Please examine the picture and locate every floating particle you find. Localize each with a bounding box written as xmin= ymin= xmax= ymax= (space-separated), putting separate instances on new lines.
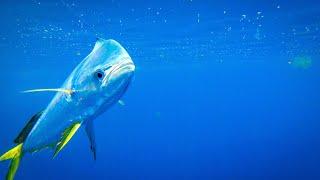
xmin=277 ymin=5 xmax=280 ymax=9
xmin=305 ymin=26 xmax=310 ymax=32
xmin=118 ymin=100 xmax=125 ymax=106
xmin=240 ymin=14 xmax=247 ymax=22
xmin=254 ymin=28 xmax=261 ymax=40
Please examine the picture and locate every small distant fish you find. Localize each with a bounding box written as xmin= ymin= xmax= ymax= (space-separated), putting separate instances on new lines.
xmin=289 ymin=56 xmax=312 ymax=69
xmin=0 ymin=38 xmax=135 ymax=180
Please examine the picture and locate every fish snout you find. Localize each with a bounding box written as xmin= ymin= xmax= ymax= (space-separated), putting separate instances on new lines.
xmin=102 ymin=58 xmax=135 ymax=86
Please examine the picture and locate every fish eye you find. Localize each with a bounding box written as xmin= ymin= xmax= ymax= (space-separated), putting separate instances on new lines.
xmin=95 ymin=69 xmax=105 ymax=80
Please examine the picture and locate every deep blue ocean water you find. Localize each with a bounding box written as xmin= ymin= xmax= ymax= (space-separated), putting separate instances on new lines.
xmin=0 ymin=0 xmax=320 ymax=179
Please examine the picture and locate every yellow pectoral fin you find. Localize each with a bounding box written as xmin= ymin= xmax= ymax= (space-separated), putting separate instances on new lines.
xmin=53 ymin=123 xmax=81 ymax=158
xmin=0 ymin=143 xmax=23 ymax=180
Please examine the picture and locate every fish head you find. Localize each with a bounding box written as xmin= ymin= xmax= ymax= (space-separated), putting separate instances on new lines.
xmin=69 ymin=38 xmax=135 ymax=112
xmin=92 ymin=39 xmax=135 ymax=96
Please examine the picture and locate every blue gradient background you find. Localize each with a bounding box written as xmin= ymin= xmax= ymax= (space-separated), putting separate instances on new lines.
xmin=0 ymin=0 xmax=320 ymax=179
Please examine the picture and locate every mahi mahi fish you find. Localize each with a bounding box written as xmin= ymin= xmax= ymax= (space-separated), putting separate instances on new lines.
xmin=0 ymin=38 xmax=135 ymax=180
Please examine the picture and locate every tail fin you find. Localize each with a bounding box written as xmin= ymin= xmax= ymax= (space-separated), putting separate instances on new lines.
xmin=0 ymin=144 xmax=23 ymax=180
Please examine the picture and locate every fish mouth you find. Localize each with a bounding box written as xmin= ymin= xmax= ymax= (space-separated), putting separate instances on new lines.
xmin=104 ymin=59 xmax=135 ymax=83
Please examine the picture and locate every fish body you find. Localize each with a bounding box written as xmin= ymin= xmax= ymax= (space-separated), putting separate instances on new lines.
xmin=24 ymin=38 xmax=134 ymax=152
xmin=0 ymin=38 xmax=135 ymax=179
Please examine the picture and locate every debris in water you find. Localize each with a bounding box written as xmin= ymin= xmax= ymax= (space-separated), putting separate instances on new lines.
xmin=197 ymin=13 xmax=200 ymax=23
xmin=118 ymin=100 xmax=125 ymax=106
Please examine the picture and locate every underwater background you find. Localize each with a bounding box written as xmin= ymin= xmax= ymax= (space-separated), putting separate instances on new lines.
xmin=0 ymin=0 xmax=320 ymax=179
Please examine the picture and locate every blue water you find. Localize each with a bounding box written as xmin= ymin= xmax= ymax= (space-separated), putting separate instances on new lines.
xmin=1 ymin=0 xmax=320 ymax=179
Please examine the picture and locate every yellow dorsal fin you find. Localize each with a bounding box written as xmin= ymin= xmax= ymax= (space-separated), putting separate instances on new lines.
xmin=53 ymin=122 xmax=81 ymax=158
xmin=0 ymin=143 xmax=23 ymax=180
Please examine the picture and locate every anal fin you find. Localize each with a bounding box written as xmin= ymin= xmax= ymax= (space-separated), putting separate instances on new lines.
xmin=53 ymin=122 xmax=81 ymax=158
xmin=85 ymin=120 xmax=97 ymax=160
